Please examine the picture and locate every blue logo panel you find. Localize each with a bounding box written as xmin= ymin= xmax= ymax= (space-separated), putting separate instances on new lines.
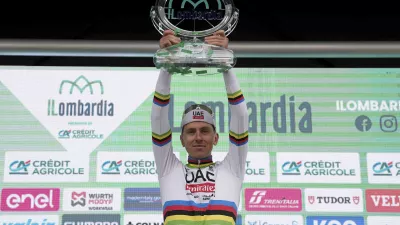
xmin=306 ymin=216 xmax=364 ymax=225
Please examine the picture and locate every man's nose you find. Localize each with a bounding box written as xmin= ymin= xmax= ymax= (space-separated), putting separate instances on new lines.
xmin=194 ymin=131 xmax=202 ymax=140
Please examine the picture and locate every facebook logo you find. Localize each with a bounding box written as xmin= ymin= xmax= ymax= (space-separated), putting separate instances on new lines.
xmin=355 ymin=115 xmax=372 ymax=132
xmin=306 ymin=216 xmax=364 ymax=225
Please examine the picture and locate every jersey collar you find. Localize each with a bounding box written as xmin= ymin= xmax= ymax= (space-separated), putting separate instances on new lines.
xmin=187 ymin=155 xmax=214 ymax=168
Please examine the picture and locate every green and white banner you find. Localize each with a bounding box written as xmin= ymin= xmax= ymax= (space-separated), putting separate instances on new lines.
xmin=0 ymin=66 xmax=399 ymax=225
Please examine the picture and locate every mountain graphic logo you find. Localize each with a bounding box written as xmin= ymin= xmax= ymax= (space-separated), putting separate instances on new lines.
xmin=59 ymin=75 xmax=104 ymax=95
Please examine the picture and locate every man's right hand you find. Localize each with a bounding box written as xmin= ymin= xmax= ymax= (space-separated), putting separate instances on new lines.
xmin=159 ymin=30 xmax=181 ymax=48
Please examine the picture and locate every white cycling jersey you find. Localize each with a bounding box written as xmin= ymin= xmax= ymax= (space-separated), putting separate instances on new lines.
xmin=151 ymin=69 xmax=249 ymax=225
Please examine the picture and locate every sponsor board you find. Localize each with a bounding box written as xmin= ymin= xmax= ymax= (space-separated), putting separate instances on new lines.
xmin=305 ymin=188 xmax=363 ymax=212
xmin=366 ymin=189 xmax=400 ymax=213
xmin=124 ymin=214 xmax=163 ymax=225
xmin=367 ymin=216 xmax=400 ymax=225
xmin=124 ymin=188 xmax=162 ymax=211
xmin=367 ymin=153 xmax=400 ymax=184
xmin=277 ymin=152 xmax=361 ymax=183
xmin=0 ymin=215 xmax=59 ymax=225
xmin=245 ymin=215 xmax=304 ymax=225
xmin=97 ymin=151 xmax=180 ymax=182
xmin=245 ymin=188 xmax=302 ymax=211
xmin=62 ymin=214 xmax=120 ymax=225
xmin=306 ymin=216 xmax=364 ymax=225
xmin=4 ymin=151 xmax=89 ymax=182
xmin=62 ymin=188 xmax=121 ymax=211
xmin=1 ymin=188 xmax=60 ymax=211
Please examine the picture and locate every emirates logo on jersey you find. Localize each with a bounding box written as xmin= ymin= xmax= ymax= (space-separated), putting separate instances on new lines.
xmin=186 ymin=183 xmax=215 ymax=193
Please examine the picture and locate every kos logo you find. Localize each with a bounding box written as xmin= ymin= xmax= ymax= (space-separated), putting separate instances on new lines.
xmin=1 ymin=188 xmax=60 ymax=211
xmin=306 ymin=216 xmax=364 ymax=225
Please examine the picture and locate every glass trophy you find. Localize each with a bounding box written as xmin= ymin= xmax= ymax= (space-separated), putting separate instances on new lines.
xmin=150 ymin=0 xmax=239 ymax=76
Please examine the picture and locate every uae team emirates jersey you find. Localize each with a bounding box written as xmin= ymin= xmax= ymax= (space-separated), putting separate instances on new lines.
xmin=151 ymin=69 xmax=249 ymax=225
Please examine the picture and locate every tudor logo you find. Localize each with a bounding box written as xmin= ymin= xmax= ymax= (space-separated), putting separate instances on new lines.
xmin=308 ymin=196 xmax=360 ymax=205
xmin=305 ymin=188 xmax=363 ymax=213
xmin=308 ymin=196 xmax=314 ymax=204
xmin=353 ymin=196 xmax=360 ymax=205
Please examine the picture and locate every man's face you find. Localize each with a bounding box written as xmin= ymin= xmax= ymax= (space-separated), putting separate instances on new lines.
xmin=180 ymin=121 xmax=219 ymax=159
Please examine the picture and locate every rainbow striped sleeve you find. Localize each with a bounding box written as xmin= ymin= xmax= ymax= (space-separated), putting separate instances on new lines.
xmin=163 ymin=200 xmax=237 ymax=225
xmin=227 ymin=89 xmax=244 ymax=105
xmin=153 ymin=91 xmax=170 ymax=107
xmin=229 ymin=130 xmax=249 ymax=147
xmin=152 ymin=129 xmax=172 ymax=147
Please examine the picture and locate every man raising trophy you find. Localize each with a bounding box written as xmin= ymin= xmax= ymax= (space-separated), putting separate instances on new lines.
xmin=151 ymin=29 xmax=249 ymax=225
xmin=150 ymin=1 xmax=247 ymax=224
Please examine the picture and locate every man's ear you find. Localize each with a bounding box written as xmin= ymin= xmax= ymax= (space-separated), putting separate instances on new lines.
xmin=213 ymin=133 xmax=219 ymax=146
xmin=180 ymin=134 xmax=185 ymax=147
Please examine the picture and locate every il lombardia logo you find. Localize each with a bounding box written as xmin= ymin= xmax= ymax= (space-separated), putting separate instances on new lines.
xmin=48 ymin=75 xmax=114 ymax=117
xmin=58 ymin=75 xmax=104 ymax=95
xmin=166 ymin=0 xmax=224 ymax=21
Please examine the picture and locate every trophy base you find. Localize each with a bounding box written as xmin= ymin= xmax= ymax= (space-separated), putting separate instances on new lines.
xmin=154 ymin=41 xmax=236 ymax=76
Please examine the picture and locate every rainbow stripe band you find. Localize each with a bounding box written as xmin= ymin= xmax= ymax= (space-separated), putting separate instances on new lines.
xmin=152 ymin=129 xmax=172 ymax=146
xmin=229 ymin=130 xmax=248 ymax=146
xmin=164 ymin=200 xmax=237 ymax=225
xmin=227 ymin=90 xmax=244 ymax=105
xmin=154 ymin=91 xmax=170 ymax=107
xmin=188 ymin=155 xmax=213 ymax=164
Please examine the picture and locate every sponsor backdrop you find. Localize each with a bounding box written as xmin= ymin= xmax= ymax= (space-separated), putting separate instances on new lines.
xmin=0 ymin=66 xmax=399 ymax=225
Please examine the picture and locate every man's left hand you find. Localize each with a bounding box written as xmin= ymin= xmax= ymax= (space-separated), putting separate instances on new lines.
xmin=205 ymin=30 xmax=229 ymax=48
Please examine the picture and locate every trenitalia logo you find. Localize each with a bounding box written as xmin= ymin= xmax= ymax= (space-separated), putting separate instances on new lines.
xmin=245 ymin=188 xmax=302 ymax=212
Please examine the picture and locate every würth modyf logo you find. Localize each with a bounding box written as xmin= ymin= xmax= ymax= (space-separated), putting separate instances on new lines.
xmin=71 ymin=192 xmax=86 ymax=206
xmin=48 ymin=75 xmax=114 ymax=117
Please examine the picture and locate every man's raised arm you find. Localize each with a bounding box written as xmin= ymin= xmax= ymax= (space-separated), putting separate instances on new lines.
xmin=151 ymin=69 xmax=180 ymax=178
xmin=151 ymin=30 xmax=182 ymax=178
xmin=222 ymin=69 xmax=249 ymax=180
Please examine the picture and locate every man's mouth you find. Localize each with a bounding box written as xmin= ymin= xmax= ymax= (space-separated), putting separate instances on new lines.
xmin=193 ymin=145 xmax=205 ymax=148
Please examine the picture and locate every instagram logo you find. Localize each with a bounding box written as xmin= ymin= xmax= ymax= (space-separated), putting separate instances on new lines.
xmin=380 ymin=115 xmax=398 ymax=132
